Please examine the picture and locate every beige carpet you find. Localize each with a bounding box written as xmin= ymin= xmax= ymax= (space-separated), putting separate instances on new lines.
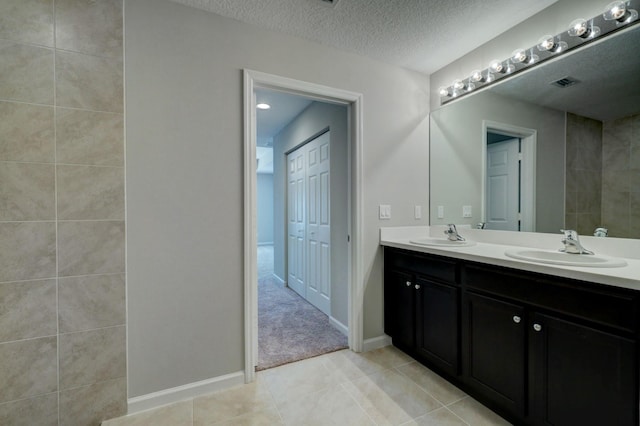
xmin=256 ymin=245 xmax=348 ymax=371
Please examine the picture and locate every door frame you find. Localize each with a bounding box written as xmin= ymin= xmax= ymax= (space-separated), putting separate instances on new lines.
xmin=243 ymin=69 xmax=364 ymax=383
xmin=481 ymin=120 xmax=537 ymax=232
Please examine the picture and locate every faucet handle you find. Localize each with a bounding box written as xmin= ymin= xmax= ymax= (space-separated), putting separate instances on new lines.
xmin=560 ymin=229 xmax=578 ymax=240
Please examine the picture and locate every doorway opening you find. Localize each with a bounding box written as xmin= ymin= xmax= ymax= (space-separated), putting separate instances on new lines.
xmin=482 ymin=121 xmax=537 ymax=233
xmin=255 ymin=90 xmax=348 ymax=371
xmin=244 ymin=70 xmax=364 ymax=383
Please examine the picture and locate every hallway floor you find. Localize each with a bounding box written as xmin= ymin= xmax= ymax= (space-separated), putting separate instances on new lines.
xmin=257 ymin=245 xmax=347 ymax=370
xmin=102 ymin=345 xmax=511 ymax=425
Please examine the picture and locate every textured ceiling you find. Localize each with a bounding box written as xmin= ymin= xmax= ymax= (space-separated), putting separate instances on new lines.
xmin=168 ymin=0 xmax=557 ymax=74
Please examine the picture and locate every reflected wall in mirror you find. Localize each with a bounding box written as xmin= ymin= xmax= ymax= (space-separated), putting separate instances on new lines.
xmin=430 ymin=24 xmax=640 ymax=238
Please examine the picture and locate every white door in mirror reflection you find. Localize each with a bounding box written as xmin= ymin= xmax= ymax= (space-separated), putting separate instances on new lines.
xmin=486 ymin=138 xmax=520 ymax=231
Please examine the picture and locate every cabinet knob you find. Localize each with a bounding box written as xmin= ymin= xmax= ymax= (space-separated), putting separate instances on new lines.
xmin=405 ymin=281 xmax=411 ymax=286
xmin=533 ymin=323 xmax=542 ymax=332
xmin=415 ymin=284 xmax=421 ymax=290
xmin=513 ymin=315 xmax=521 ymax=324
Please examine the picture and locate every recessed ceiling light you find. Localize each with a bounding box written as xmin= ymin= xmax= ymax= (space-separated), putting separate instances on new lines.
xmin=256 ymin=103 xmax=271 ymax=110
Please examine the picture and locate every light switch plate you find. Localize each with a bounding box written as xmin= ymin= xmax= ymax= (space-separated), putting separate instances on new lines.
xmin=463 ymin=205 xmax=472 ymax=218
xmin=379 ymin=204 xmax=391 ymax=220
xmin=414 ymin=205 xmax=422 ymax=220
xmin=437 ymin=206 xmax=444 ymax=219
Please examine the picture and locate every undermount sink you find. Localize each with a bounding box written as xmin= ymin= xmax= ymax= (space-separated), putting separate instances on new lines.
xmin=410 ymin=238 xmax=476 ymax=247
xmin=504 ymin=249 xmax=627 ymax=268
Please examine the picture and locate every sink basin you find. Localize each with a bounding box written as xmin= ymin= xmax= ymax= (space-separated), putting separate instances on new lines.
xmin=410 ymin=238 xmax=476 ymax=247
xmin=504 ymin=249 xmax=627 ymax=268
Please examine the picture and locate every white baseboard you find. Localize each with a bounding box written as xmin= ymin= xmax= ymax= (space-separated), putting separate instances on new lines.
xmin=271 ymin=273 xmax=285 ymax=285
xmin=329 ymin=316 xmax=349 ymax=336
xmin=127 ymin=371 xmax=244 ymax=415
xmin=363 ymin=334 xmax=391 ymax=352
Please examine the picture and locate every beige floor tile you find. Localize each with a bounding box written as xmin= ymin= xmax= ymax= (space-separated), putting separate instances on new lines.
xmin=446 ymin=397 xmax=512 ymax=426
xmin=320 ymin=346 xmax=411 ymax=380
xmin=278 ymin=384 xmax=374 ymax=426
xmin=343 ymin=368 xmax=443 ymax=425
xmin=207 ymin=406 xmax=283 ymax=426
xmin=395 ymin=362 xmax=466 ymax=405
xmin=408 ymin=407 xmax=469 ymax=425
xmin=101 ymin=400 xmax=192 ymax=426
xmin=193 ymin=377 xmax=275 ymax=426
xmin=261 ymin=356 xmax=349 ymax=405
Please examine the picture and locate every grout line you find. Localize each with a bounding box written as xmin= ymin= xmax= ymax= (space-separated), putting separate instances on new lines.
xmin=0 ymin=333 xmax=59 ymax=346
xmin=0 ymin=159 xmax=124 ymax=168
xmin=0 ymin=98 xmax=123 ymax=116
xmin=0 ymin=219 xmax=125 ymax=224
xmin=442 ymin=404 xmax=472 ymax=426
xmin=52 ymin=0 xmax=60 ymax=423
xmin=0 ymin=272 xmax=123 ymax=285
xmin=0 ymin=391 xmax=59 ymax=408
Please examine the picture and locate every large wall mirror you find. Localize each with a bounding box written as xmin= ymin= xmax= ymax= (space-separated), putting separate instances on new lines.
xmin=430 ymin=23 xmax=640 ymax=239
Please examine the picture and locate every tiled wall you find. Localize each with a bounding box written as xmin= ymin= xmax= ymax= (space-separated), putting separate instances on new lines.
xmin=602 ymin=114 xmax=640 ymax=238
xmin=565 ymin=113 xmax=603 ymax=235
xmin=0 ymin=1 xmax=126 ymax=424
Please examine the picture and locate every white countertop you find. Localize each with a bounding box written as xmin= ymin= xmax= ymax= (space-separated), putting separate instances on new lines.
xmin=380 ymin=226 xmax=640 ymax=291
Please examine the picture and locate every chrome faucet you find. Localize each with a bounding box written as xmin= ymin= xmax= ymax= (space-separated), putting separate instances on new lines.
xmin=559 ymin=229 xmax=593 ymax=255
xmin=444 ymin=224 xmax=465 ymax=241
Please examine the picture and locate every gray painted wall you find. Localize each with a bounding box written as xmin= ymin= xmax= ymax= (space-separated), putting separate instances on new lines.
xmin=257 ymin=173 xmax=274 ymax=245
xmin=126 ymin=0 xmax=429 ymax=397
xmin=273 ymin=102 xmax=349 ymax=327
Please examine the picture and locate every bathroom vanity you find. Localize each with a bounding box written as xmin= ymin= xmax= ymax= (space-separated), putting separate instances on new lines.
xmin=381 ymin=228 xmax=640 ymax=426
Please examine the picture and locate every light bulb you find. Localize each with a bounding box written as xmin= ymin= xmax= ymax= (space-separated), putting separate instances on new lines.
xmin=470 ymin=70 xmax=484 ymax=83
xmin=452 ymin=79 xmax=465 ymax=91
xmin=256 ymin=103 xmax=271 ymax=110
xmin=537 ymin=35 xmax=555 ymax=51
xmin=568 ymin=18 xmax=600 ymax=38
xmin=506 ymin=60 xmax=516 ymax=74
xmin=511 ymin=49 xmax=528 ymax=64
xmin=603 ymin=1 xmax=627 ymax=20
xmin=466 ymin=79 xmax=476 ymax=92
xmin=489 ymin=60 xmax=504 ymax=73
xmin=438 ymin=86 xmax=450 ymax=97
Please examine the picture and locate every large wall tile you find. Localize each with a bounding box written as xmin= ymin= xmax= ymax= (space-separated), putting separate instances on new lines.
xmin=59 ymin=326 xmax=126 ymax=390
xmin=55 ymin=0 xmax=123 ymax=58
xmin=59 ymin=274 xmax=125 ymax=333
xmin=0 ymin=392 xmax=58 ymax=426
xmin=57 ymin=165 xmax=124 ymax=220
xmin=55 ymin=50 xmax=123 ymax=112
xmin=0 ymin=0 xmax=54 ymax=46
xmin=0 ymin=162 xmax=55 ymax=221
xmin=0 ymin=279 xmax=56 ymax=341
xmin=0 ymin=41 xmax=53 ymax=104
xmin=57 ymin=221 xmax=125 ymax=276
xmin=59 ymin=378 xmax=126 ymax=426
xmin=56 ymin=108 xmax=123 ymax=166
xmin=0 ymin=101 xmax=54 ymax=162
xmin=0 ymin=337 xmax=57 ymax=403
xmin=0 ymin=222 xmax=56 ymax=282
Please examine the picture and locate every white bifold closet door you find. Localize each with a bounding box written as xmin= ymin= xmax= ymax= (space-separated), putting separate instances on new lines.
xmin=286 ymin=131 xmax=331 ymax=315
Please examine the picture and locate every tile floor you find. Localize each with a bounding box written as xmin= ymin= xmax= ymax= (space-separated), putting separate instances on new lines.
xmin=102 ymin=346 xmax=511 ymax=426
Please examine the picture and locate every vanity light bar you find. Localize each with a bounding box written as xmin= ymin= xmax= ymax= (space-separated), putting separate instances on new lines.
xmin=438 ymin=0 xmax=640 ymax=104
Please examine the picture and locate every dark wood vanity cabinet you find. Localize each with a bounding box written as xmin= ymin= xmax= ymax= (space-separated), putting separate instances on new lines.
xmin=384 ymin=249 xmax=459 ymax=376
xmin=384 ymin=247 xmax=639 ymax=426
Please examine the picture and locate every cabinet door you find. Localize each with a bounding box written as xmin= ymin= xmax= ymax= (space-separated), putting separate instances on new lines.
xmin=463 ymin=291 xmax=526 ymax=417
xmin=416 ymin=277 xmax=459 ymax=375
xmin=388 ymin=270 xmax=416 ymax=351
xmin=530 ymin=313 xmax=637 ymax=426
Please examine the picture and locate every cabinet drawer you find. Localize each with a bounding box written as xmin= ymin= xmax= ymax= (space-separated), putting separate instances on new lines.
xmin=463 ymin=263 xmax=638 ymax=333
xmin=385 ymin=248 xmax=457 ymax=284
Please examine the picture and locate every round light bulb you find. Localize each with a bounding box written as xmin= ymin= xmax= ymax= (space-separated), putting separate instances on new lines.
xmin=256 ymin=103 xmax=271 ymax=110
xmin=603 ymin=1 xmax=627 ymax=20
xmin=489 ymin=60 xmax=504 ymax=73
xmin=470 ymin=70 xmax=484 ymax=83
xmin=537 ymin=35 xmax=555 ymax=51
xmin=438 ymin=86 xmax=450 ymax=97
xmin=511 ymin=49 xmax=528 ymax=64
xmin=568 ymin=18 xmax=588 ymax=36
xmin=452 ymin=79 xmax=465 ymax=91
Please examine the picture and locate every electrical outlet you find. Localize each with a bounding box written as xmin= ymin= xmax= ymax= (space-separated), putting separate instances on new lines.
xmin=414 ymin=205 xmax=422 ymax=220
xmin=437 ymin=205 xmax=444 ymax=219
xmin=379 ymin=204 xmax=391 ymax=220
xmin=463 ymin=205 xmax=472 ymax=218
